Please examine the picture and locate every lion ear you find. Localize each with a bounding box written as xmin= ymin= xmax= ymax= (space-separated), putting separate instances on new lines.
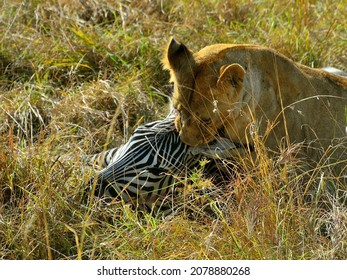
xmin=164 ymin=37 xmax=194 ymax=71
xmin=217 ymin=63 xmax=245 ymax=93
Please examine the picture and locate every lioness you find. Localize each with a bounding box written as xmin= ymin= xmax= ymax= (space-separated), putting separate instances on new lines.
xmin=163 ymin=38 xmax=347 ymax=172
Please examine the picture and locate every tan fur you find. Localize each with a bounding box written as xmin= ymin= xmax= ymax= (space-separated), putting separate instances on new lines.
xmin=163 ymin=38 xmax=347 ymax=171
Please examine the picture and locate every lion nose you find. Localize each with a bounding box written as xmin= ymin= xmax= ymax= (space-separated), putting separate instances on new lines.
xmin=179 ymin=131 xmax=199 ymax=147
xmin=178 ymin=130 xmax=187 ymax=143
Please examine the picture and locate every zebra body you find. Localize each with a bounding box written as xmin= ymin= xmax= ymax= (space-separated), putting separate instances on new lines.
xmin=88 ymin=115 xmax=236 ymax=212
xmin=87 ymin=147 xmax=119 ymax=169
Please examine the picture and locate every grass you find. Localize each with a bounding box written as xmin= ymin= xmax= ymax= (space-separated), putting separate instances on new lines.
xmin=0 ymin=0 xmax=346 ymax=260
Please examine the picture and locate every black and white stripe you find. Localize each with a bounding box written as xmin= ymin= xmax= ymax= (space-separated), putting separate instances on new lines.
xmin=87 ymin=115 xmax=236 ymax=213
xmin=87 ymin=147 xmax=119 ymax=169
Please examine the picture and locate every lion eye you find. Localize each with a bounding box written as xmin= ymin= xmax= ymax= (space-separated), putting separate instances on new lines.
xmin=201 ymin=118 xmax=212 ymax=125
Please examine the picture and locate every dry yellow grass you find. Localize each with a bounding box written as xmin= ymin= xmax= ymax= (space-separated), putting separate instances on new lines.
xmin=0 ymin=0 xmax=346 ymax=259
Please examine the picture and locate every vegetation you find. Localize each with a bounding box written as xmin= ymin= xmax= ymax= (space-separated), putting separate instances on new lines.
xmin=0 ymin=0 xmax=346 ymax=260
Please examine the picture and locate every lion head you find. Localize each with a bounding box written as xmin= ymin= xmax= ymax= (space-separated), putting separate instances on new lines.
xmin=163 ymin=38 xmax=245 ymax=147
